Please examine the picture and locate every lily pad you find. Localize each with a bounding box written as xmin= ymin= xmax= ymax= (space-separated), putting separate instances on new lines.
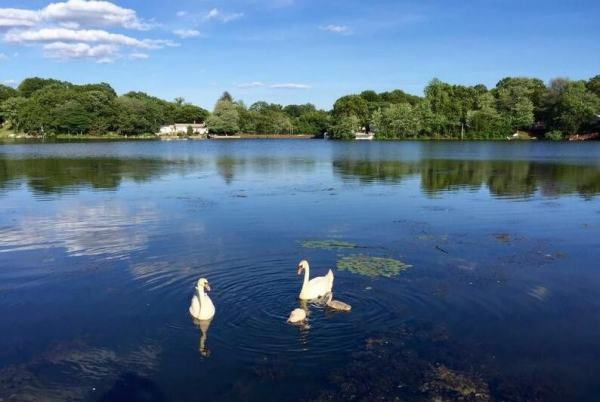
xmin=300 ymin=239 xmax=358 ymax=250
xmin=337 ymin=255 xmax=412 ymax=278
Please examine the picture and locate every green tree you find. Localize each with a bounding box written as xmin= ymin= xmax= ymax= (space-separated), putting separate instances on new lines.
xmin=0 ymin=97 xmax=28 ymax=131
xmin=587 ymin=75 xmax=600 ymax=97
xmin=207 ymin=98 xmax=240 ymax=134
xmin=55 ymin=100 xmax=91 ymax=134
xmin=18 ymin=77 xmax=66 ymax=97
xmin=219 ymin=91 xmax=233 ymax=102
xmin=546 ymin=79 xmax=600 ymax=134
xmin=333 ymin=95 xmax=369 ymax=127
xmin=173 ymin=104 xmax=209 ymax=123
xmin=0 ymin=84 xmax=18 ymax=103
xmin=495 ymin=81 xmax=535 ymax=131
xmin=372 ymin=103 xmax=421 ymax=138
xmin=330 ymin=115 xmax=360 ymax=140
xmin=495 ymin=77 xmax=547 ymax=119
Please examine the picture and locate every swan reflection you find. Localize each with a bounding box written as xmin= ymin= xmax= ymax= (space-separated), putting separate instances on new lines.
xmin=192 ymin=318 xmax=213 ymax=358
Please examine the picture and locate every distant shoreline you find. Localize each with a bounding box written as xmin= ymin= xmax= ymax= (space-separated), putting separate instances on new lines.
xmin=2 ymin=130 xmax=597 ymax=143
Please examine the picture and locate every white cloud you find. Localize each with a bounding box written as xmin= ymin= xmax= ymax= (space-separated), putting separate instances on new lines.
xmin=0 ymin=9 xmax=40 ymax=28
xmin=237 ymin=81 xmax=265 ymax=88
xmin=3 ymin=28 xmax=177 ymax=62
xmin=0 ymin=0 xmax=150 ymax=31
xmin=176 ymin=10 xmax=188 ymax=17
xmin=0 ymin=53 xmax=7 ymax=60
xmin=129 ymin=52 xmax=149 ymax=60
xmin=4 ymin=28 xmax=178 ymax=53
xmin=320 ymin=24 xmax=351 ymax=34
xmin=173 ymin=29 xmax=201 ymax=39
xmin=205 ymin=8 xmax=219 ymax=20
xmin=0 ymin=1 xmax=171 ymax=62
xmin=222 ymin=13 xmax=244 ymax=23
xmin=43 ymin=41 xmax=119 ymax=62
xmin=270 ymin=83 xmax=311 ymax=89
xmin=204 ymin=8 xmax=243 ymax=23
xmin=3 ymin=80 xmax=17 ymax=87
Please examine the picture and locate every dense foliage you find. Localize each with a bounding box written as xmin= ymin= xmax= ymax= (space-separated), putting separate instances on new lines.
xmin=1 ymin=75 xmax=599 ymax=139
xmin=0 ymin=78 xmax=208 ymax=135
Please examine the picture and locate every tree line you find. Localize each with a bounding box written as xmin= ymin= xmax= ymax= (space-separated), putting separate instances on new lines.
xmin=1 ymin=75 xmax=599 ymax=139
xmin=0 ymin=78 xmax=208 ymax=136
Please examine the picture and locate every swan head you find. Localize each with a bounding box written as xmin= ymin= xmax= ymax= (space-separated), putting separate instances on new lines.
xmin=297 ymin=260 xmax=309 ymax=275
xmin=196 ymin=278 xmax=211 ymax=292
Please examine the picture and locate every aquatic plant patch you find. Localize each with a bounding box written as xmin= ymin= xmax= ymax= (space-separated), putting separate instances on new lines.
xmin=300 ymin=239 xmax=358 ymax=250
xmin=336 ymin=255 xmax=412 ymax=278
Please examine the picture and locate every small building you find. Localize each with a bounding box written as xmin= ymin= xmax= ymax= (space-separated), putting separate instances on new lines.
xmin=354 ymin=126 xmax=374 ymax=140
xmin=158 ymin=123 xmax=207 ymax=136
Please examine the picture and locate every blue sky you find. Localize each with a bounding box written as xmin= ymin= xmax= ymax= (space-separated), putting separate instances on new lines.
xmin=0 ymin=0 xmax=599 ymax=109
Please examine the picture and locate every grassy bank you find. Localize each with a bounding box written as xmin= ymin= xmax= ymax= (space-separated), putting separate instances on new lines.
xmin=55 ymin=133 xmax=158 ymax=140
xmin=238 ymin=133 xmax=316 ymax=139
xmin=0 ymin=129 xmax=159 ymax=141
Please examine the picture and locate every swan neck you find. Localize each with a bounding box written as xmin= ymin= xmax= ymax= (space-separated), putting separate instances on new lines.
xmin=303 ymin=263 xmax=310 ymax=286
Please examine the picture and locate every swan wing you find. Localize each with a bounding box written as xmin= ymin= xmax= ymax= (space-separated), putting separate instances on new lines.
xmin=200 ymin=294 xmax=216 ymax=320
xmin=305 ymin=273 xmax=334 ymax=298
xmin=189 ymin=294 xmax=201 ymax=318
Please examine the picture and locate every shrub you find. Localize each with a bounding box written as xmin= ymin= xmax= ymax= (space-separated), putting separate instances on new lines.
xmin=544 ymin=130 xmax=563 ymax=141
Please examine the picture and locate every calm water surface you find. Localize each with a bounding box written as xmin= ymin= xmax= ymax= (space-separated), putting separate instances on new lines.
xmin=1 ymin=140 xmax=599 ymax=402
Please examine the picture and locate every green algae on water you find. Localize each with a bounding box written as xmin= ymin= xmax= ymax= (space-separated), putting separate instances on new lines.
xmin=337 ymin=255 xmax=412 ymax=278
xmin=300 ymin=239 xmax=358 ymax=250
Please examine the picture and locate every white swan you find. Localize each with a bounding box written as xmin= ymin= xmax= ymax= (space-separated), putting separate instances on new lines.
xmin=189 ymin=278 xmax=215 ymax=321
xmin=297 ymin=260 xmax=334 ymax=300
xmin=287 ymin=308 xmax=306 ymax=324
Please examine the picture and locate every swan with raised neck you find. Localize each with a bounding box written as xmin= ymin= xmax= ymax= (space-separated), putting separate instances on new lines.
xmin=189 ymin=278 xmax=215 ymax=321
xmin=297 ymin=260 xmax=334 ymax=300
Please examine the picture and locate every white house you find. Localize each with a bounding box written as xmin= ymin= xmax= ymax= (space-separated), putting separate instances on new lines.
xmin=158 ymin=123 xmax=208 ymax=136
xmin=354 ymin=126 xmax=374 ymax=140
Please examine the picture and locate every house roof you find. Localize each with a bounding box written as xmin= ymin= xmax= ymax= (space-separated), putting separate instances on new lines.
xmin=160 ymin=123 xmax=205 ymax=128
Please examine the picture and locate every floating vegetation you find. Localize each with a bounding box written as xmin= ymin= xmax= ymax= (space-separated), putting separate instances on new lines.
xmin=417 ymin=233 xmax=449 ymax=242
xmin=310 ymin=321 xmax=492 ymax=402
xmin=493 ymin=233 xmax=526 ymax=243
xmin=300 ymin=239 xmax=358 ymax=250
xmin=421 ymin=365 xmax=490 ymax=401
xmin=336 ymin=255 xmax=412 ymax=278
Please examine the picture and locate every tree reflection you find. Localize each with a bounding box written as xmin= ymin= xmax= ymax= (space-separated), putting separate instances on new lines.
xmin=0 ymin=157 xmax=199 ymax=195
xmin=333 ymin=158 xmax=600 ymax=199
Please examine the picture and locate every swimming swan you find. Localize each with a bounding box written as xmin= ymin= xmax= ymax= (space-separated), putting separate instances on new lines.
xmin=297 ymin=260 xmax=334 ymax=300
xmin=325 ymin=292 xmax=352 ymax=311
xmin=287 ymin=308 xmax=307 ymax=324
xmin=189 ymin=278 xmax=215 ymax=321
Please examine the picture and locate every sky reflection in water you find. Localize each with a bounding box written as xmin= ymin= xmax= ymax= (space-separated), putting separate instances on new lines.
xmin=0 ymin=140 xmax=599 ymax=402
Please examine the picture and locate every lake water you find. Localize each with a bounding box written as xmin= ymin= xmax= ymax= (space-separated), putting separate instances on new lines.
xmin=1 ymin=140 xmax=599 ymax=402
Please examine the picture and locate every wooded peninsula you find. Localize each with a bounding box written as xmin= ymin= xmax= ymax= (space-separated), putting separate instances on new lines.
xmin=1 ymin=75 xmax=599 ymax=140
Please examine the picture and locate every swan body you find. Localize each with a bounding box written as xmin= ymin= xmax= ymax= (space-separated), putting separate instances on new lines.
xmin=189 ymin=278 xmax=215 ymax=321
xmin=297 ymin=260 xmax=334 ymax=300
xmin=326 ymin=292 xmax=351 ymax=311
xmin=287 ymin=308 xmax=306 ymax=324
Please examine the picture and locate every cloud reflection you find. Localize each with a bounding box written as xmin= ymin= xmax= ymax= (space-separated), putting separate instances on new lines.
xmin=0 ymin=203 xmax=159 ymax=259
